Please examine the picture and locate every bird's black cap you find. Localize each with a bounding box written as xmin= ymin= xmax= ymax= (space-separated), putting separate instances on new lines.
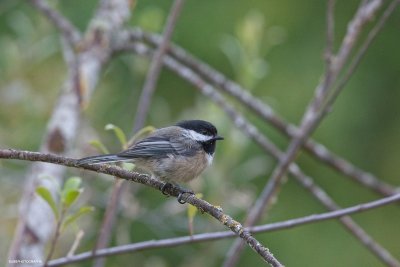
xmin=176 ymin=120 xmax=219 ymax=137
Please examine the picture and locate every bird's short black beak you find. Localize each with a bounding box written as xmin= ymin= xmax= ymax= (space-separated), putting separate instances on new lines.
xmin=212 ymin=135 xmax=224 ymax=141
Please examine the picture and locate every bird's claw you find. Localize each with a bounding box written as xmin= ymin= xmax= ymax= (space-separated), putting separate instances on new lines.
xmin=161 ymin=182 xmax=172 ymax=196
xmin=177 ymin=189 xmax=194 ymax=204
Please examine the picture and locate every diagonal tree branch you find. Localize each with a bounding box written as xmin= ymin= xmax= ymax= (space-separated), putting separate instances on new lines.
xmin=132 ymin=0 xmax=185 ymax=133
xmin=0 ymin=149 xmax=283 ymax=267
xmin=323 ymin=0 xmax=400 ymax=119
xmin=29 ymin=0 xmax=81 ymax=47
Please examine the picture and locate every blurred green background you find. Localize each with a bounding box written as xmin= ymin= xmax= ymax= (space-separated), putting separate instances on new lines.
xmin=1 ymin=0 xmax=400 ymax=266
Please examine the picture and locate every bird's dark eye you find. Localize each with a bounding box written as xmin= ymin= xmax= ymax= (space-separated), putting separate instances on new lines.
xmin=201 ymin=140 xmax=216 ymax=154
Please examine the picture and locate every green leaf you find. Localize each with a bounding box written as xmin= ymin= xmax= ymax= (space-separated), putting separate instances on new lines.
xmin=63 ymin=189 xmax=82 ymax=208
xmin=105 ymin=124 xmax=127 ymax=148
xmin=37 ymin=174 xmax=59 ymax=190
xmin=64 ymin=177 xmax=82 ymax=191
xmin=36 ymin=186 xmax=59 ymax=219
xmin=89 ymin=140 xmax=109 ymax=154
xmin=61 ymin=206 xmax=95 ymax=231
xmin=62 ymin=177 xmax=83 ymax=207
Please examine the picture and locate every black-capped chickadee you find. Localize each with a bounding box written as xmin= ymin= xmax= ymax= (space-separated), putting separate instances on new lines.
xmin=77 ymin=120 xmax=223 ymax=201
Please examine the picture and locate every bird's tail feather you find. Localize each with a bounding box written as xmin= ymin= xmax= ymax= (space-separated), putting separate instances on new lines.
xmin=77 ymin=154 xmax=130 ymax=166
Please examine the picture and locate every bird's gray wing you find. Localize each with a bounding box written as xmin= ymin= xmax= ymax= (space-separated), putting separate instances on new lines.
xmin=117 ymin=136 xmax=191 ymax=158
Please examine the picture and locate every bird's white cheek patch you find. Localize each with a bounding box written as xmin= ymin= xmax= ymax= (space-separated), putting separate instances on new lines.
xmin=186 ymin=130 xmax=213 ymax=142
xmin=206 ymin=154 xmax=214 ymax=166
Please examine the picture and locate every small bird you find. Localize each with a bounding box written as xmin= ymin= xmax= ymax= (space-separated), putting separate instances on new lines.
xmin=77 ymin=120 xmax=223 ymax=202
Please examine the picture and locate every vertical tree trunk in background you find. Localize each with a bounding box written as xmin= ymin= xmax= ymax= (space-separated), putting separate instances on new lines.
xmin=8 ymin=1 xmax=132 ymax=265
xmin=8 ymin=73 xmax=80 ymax=266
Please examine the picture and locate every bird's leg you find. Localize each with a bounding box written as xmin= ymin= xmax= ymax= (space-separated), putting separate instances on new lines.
xmin=160 ymin=182 xmax=194 ymax=203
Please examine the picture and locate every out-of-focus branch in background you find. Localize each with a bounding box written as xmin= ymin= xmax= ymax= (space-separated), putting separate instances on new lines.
xmin=92 ymin=1 xmax=185 ymax=267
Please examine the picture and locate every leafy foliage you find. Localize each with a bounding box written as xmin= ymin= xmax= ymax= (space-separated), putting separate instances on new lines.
xmin=36 ymin=177 xmax=94 ymax=232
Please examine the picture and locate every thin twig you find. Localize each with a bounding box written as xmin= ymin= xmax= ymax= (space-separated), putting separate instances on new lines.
xmin=132 ymin=0 xmax=185 ymax=133
xmin=325 ymin=0 xmax=400 ymax=117
xmin=44 ymin=208 xmax=67 ymax=267
xmin=67 ymin=230 xmax=84 ymax=257
xmin=29 ymin=0 xmax=81 ymax=47
xmin=332 ymin=0 xmax=382 ymax=78
xmin=291 ymin=1 xmax=399 ymax=163
xmin=91 ymin=179 xmax=124 ymax=267
xmin=0 ymin=149 xmax=283 ymax=267
xmin=92 ymin=3 xmax=186 ymax=267
xmin=78 ymin=3 xmax=134 ymax=265
xmin=44 ymin=192 xmax=400 ymax=266
xmin=325 ymin=0 xmax=336 ymax=66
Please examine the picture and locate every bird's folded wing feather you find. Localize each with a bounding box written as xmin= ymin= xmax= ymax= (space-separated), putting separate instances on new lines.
xmin=117 ymin=136 xmax=190 ymax=158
